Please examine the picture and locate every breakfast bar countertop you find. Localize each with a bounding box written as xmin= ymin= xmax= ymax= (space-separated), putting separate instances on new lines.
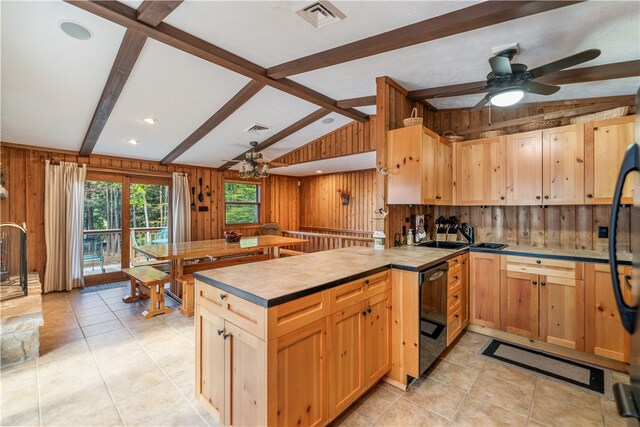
xmin=194 ymin=245 xmax=463 ymax=307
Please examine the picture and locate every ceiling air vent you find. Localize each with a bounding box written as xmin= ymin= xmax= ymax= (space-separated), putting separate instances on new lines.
xmin=296 ymin=1 xmax=346 ymax=29
xmin=243 ymin=123 xmax=272 ymax=135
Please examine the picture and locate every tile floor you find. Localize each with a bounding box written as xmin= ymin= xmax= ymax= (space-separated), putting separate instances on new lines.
xmin=0 ymin=284 xmax=630 ymax=427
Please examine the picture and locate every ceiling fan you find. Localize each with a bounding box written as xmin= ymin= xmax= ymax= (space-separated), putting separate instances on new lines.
xmin=223 ymin=141 xmax=288 ymax=179
xmin=447 ymin=48 xmax=601 ymax=110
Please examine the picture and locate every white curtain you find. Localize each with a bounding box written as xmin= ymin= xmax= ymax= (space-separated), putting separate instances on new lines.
xmin=44 ymin=161 xmax=86 ymax=292
xmin=172 ymin=172 xmax=191 ymax=243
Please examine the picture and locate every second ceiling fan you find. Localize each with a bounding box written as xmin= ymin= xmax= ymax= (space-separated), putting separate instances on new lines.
xmin=446 ymin=48 xmax=601 ymax=109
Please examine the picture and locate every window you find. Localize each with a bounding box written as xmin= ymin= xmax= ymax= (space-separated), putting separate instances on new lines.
xmin=224 ymin=181 xmax=260 ymax=225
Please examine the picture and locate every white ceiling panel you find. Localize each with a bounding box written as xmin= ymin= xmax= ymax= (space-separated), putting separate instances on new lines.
xmin=290 ymin=1 xmax=640 ymax=104
xmin=270 ymin=152 xmax=376 ymax=177
xmin=259 ymin=112 xmax=355 ymax=162
xmin=174 ymin=86 xmax=320 ymax=168
xmin=0 ymin=1 xmax=126 ymax=150
xmin=93 ymin=39 xmax=250 ymax=161
xmin=163 ymin=1 xmax=475 ymax=68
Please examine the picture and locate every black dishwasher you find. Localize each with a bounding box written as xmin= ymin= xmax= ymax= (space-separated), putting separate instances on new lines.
xmin=418 ymin=262 xmax=449 ymax=375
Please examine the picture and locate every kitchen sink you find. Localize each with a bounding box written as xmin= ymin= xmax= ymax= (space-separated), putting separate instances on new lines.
xmin=416 ymin=241 xmax=469 ymax=249
xmin=473 ymin=242 xmax=508 ymax=250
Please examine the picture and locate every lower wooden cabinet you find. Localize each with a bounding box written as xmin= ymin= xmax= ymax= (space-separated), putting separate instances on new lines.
xmin=328 ymin=289 xmax=392 ymax=419
xmin=268 ymin=318 xmax=328 ymax=427
xmin=585 ymin=263 xmax=632 ymax=363
xmin=470 ymin=252 xmax=501 ymax=329
xmin=500 ymin=257 xmax=585 ymax=351
xmin=196 ymin=305 xmax=267 ymax=426
xmin=460 ymin=254 xmax=470 ymax=326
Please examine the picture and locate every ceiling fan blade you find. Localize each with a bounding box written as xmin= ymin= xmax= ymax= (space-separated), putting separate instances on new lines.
xmin=220 ymin=159 xmax=242 ymax=163
xmin=489 ymin=55 xmax=513 ymax=76
xmin=524 ymin=80 xmax=561 ymax=95
xmin=471 ymin=93 xmax=491 ymax=111
xmin=528 ymin=49 xmax=601 ymax=79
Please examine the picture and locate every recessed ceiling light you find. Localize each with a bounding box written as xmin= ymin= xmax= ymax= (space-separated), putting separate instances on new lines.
xmin=143 ymin=117 xmax=158 ymax=125
xmin=316 ymin=170 xmax=323 ymax=173
xmin=321 ymin=118 xmax=335 ymax=124
xmin=128 ymin=139 xmax=138 ymax=145
xmin=60 ymin=21 xmax=92 ymax=40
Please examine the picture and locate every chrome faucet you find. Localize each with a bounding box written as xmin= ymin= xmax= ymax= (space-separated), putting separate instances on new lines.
xmin=460 ymin=223 xmax=475 ymax=245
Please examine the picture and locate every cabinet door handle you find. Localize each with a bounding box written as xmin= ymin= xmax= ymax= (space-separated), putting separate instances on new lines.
xmin=217 ymin=329 xmax=224 ymax=336
xmin=364 ymin=279 xmax=370 ymax=285
xmin=625 ymin=275 xmax=633 ymax=291
xmin=222 ymin=333 xmax=230 ymax=340
xmin=454 ymin=294 xmax=459 ymax=299
xmin=454 ymin=275 xmax=459 ymax=281
xmin=362 ymin=311 xmax=367 ymax=317
xmin=544 ymin=195 xmax=549 ymax=200
xmin=540 ymin=281 xmax=546 ymax=287
xmin=500 ymin=196 xmax=505 ymax=200
xmin=536 ymin=260 xmax=542 ymax=264
xmin=532 ymin=280 xmax=538 ymax=286
xmin=587 ymin=193 xmax=593 ymax=199
xmin=367 ymin=307 xmax=372 ymax=313
xmin=536 ymin=195 xmax=541 ymax=200
xmin=219 ymin=293 xmax=226 ymax=300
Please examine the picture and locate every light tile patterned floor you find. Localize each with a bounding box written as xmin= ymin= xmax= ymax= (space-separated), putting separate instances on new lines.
xmin=0 ymin=285 xmax=631 ymax=427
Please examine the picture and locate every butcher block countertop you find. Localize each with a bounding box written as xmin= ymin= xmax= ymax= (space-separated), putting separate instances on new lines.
xmin=194 ymin=245 xmax=463 ymax=307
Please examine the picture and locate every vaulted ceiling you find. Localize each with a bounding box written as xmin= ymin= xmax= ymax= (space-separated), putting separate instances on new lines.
xmin=1 ymin=1 xmax=639 ymax=171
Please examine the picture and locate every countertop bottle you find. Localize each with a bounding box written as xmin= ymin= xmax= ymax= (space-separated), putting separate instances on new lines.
xmin=407 ymin=229 xmax=414 ymax=245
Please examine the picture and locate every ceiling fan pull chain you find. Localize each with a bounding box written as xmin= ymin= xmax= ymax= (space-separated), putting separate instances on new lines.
xmin=488 ymin=103 xmax=492 ymax=126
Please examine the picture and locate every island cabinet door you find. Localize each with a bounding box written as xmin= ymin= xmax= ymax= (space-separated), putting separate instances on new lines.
xmin=364 ymin=289 xmax=392 ymax=389
xmin=196 ymin=305 xmax=226 ymax=424
xmin=328 ymin=301 xmax=366 ymax=420
xmin=585 ymin=263 xmax=631 ymax=362
xmin=267 ymin=318 xmax=328 ymax=427
xmin=224 ymin=321 xmax=267 ymax=427
xmin=469 ymin=252 xmax=501 ymax=329
xmin=500 ymin=271 xmax=539 ymax=339
xmin=538 ymin=276 xmax=585 ymax=351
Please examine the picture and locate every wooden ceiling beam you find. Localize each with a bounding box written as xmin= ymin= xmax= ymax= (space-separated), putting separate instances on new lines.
xmin=160 ymin=80 xmax=265 ymax=165
xmin=78 ymin=0 xmax=182 ymax=156
xmin=336 ymin=96 xmax=376 ymax=109
xmin=137 ymin=0 xmax=183 ymax=26
xmin=66 ymin=0 xmax=368 ymax=123
xmin=266 ymin=1 xmax=580 ymax=79
xmin=217 ymin=108 xmax=331 ymax=171
xmin=408 ymin=60 xmax=640 ymax=101
xmin=79 ymin=30 xmax=147 ymax=156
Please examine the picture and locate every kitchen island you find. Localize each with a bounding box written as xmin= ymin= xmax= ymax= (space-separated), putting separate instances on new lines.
xmin=193 ymin=245 xmax=463 ymax=426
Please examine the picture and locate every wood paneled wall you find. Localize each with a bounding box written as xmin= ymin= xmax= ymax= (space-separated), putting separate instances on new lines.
xmin=387 ymin=205 xmax=631 ymax=252
xmin=299 ymin=170 xmax=377 ymax=232
xmin=273 ymin=118 xmax=377 ymax=166
xmin=0 ymin=143 xmax=299 ymax=281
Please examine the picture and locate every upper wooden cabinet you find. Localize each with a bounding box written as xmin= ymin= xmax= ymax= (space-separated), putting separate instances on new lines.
xmin=584 ymin=116 xmax=636 ymax=204
xmin=387 ymin=125 xmax=452 ymax=205
xmin=506 ymin=125 xmax=584 ymax=205
xmin=455 ymin=136 xmax=507 ymax=205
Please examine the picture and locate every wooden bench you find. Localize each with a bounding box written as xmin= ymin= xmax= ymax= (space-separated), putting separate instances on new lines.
xmin=122 ymin=267 xmax=173 ymax=319
xmin=176 ymin=274 xmax=194 ymax=317
xmin=130 ymin=259 xmax=170 ymax=270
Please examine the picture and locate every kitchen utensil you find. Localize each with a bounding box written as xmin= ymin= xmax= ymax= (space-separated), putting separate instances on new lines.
xmin=191 ymin=187 xmax=196 ymax=207
xmin=198 ymin=178 xmax=204 ymax=202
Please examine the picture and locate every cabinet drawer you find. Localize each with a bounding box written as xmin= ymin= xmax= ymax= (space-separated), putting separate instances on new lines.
xmin=501 ymin=255 xmax=583 ymax=279
xmin=268 ymin=291 xmax=329 ymax=340
xmin=448 ymin=256 xmax=462 ymax=269
xmin=196 ymin=281 xmax=266 ymax=340
xmin=447 ymin=307 xmax=463 ymax=344
xmin=447 ymin=289 xmax=462 ymax=316
xmin=448 ymin=269 xmax=462 ymax=294
xmin=329 ymin=270 xmax=390 ymax=313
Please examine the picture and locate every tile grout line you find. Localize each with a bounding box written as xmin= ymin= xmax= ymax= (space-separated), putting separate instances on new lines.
xmin=100 ymin=289 xmax=209 ymax=426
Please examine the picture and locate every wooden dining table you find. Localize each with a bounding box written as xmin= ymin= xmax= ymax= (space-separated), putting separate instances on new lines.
xmin=132 ymin=235 xmax=308 ymax=313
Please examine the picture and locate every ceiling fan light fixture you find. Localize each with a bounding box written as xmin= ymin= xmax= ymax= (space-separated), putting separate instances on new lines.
xmin=489 ymin=88 xmax=526 ymax=107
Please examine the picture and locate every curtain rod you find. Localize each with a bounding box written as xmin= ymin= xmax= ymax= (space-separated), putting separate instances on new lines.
xmin=43 ymin=159 xmax=173 ymax=178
